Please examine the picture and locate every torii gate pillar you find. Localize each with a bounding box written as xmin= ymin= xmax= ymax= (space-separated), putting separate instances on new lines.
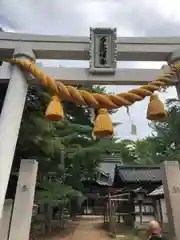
xmin=0 ymin=46 xmax=36 ymax=219
xmin=161 ymin=161 xmax=180 ymax=240
xmin=168 ymin=49 xmax=180 ymax=99
xmin=160 ymin=50 xmax=180 ymax=240
xmin=8 ymin=159 xmax=38 ymax=240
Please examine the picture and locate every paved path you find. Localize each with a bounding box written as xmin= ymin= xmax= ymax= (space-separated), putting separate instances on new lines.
xmin=37 ymin=217 xmax=110 ymax=240
xmin=70 ymin=218 xmax=110 ymax=240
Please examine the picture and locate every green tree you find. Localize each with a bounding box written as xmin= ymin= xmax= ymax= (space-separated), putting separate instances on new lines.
xmin=133 ymin=138 xmax=157 ymax=165
xmin=148 ymin=98 xmax=180 ymax=162
xmin=130 ymin=98 xmax=180 ymax=165
xmin=111 ymin=140 xmax=137 ymax=164
xmin=13 ymin=83 xmax=119 ymax=197
xmin=11 ymin=83 xmax=121 ymax=230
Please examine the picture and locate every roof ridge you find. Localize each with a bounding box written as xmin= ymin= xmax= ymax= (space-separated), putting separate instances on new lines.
xmin=116 ymin=165 xmax=160 ymax=169
xmin=116 ymin=166 xmax=162 ymax=183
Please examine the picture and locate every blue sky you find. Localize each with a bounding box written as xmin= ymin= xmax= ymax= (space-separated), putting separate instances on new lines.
xmin=0 ymin=0 xmax=179 ymax=140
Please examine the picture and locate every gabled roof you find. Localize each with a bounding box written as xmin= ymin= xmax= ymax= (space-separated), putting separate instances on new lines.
xmin=115 ymin=165 xmax=162 ymax=183
xmin=92 ymin=157 xmax=122 ymax=187
xmin=96 ymin=179 xmax=112 ymax=186
xmin=99 ymin=156 xmax=122 ymax=181
xmin=149 ymin=185 xmax=164 ymax=196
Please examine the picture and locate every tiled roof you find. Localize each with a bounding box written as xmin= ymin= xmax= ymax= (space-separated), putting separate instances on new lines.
xmin=116 ymin=165 xmax=162 ymax=182
xmin=99 ymin=156 xmax=122 ymax=181
xmin=97 ymin=169 xmax=114 ymax=186
xmin=100 ymin=162 xmax=116 ymax=180
xmin=149 ymin=185 xmax=164 ymax=196
xmin=96 ymin=179 xmax=112 ymax=186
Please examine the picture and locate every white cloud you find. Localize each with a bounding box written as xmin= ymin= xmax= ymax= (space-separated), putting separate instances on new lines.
xmin=0 ymin=0 xmax=180 ymax=140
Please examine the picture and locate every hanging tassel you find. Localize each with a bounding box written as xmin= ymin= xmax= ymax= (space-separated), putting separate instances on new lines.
xmin=147 ymin=94 xmax=167 ymax=121
xmin=90 ymin=108 xmax=97 ymax=140
xmin=90 ymin=108 xmax=96 ymax=123
xmin=45 ymin=95 xmax=64 ymax=121
xmin=126 ymin=107 xmax=137 ymax=136
xmin=93 ymin=108 xmax=114 ymax=138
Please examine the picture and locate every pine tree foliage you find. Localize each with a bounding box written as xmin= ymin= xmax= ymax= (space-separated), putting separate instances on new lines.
xmin=126 ymin=98 xmax=180 ymax=165
xmin=13 ymin=84 xmax=119 ymax=204
xmin=148 ymin=98 xmax=180 ymax=162
xmin=36 ymin=180 xmax=86 ymax=206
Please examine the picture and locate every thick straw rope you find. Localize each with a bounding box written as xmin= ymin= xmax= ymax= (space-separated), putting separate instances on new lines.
xmin=7 ymin=59 xmax=180 ymax=110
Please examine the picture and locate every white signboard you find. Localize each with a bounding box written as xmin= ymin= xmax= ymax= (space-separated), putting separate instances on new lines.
xmin=89 ymin=27 xmax=117 ymax=74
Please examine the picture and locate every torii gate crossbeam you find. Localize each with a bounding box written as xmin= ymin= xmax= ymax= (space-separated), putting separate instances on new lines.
xmin=1 ymin=32 xmax=180 ymax=61
xmin=0 ymin=62 xmax=172 ymax=85
xmin=0 ymin=28 xmax=180 ymax=240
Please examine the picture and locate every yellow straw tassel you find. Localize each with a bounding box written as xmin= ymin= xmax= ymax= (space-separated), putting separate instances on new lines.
xmin=147 ymin=94 xmax=167 ymax=121
xmin=93 ymin=108 xmax=114 ymax=138
xmin=45 ymin=95 xmax=64 ymax=121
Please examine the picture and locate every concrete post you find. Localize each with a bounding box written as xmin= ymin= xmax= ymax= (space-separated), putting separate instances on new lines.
xmin=0 ymin=47 xmax=35 ymax=219
xmin=0 ymin=199 xmax=13 ymax=240
xmin=164 ymin=51 xmax=180 ymax=239
xmin=161 ymin=161 xmax=180 ymax=240
xmin=8 ymin=159 xmax=38 ymax=240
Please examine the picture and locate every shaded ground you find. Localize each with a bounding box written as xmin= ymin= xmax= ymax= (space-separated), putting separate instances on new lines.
xmin=36 ymin=217 xmax=108 ymax=240
xmin=36 ymin=216 xmax=145 ymax=240
xmin=70 ymin=217 xmax=111 ymax=240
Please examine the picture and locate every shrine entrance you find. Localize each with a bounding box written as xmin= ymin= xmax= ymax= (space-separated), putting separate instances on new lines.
xmin=1 ymin=28 xmax=180 ymax=239
xmin=104 ymin=192 xmax=134 ymax=236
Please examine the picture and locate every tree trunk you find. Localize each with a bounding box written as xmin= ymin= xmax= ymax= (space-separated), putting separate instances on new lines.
xmin=44 ymin=204 xmax=52 ymax=233
xmin=58 ymin=204 xmax=64 ymax=228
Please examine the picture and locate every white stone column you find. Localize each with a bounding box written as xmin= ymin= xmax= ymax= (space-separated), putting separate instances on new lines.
xmin=161 ymin=161 xmax=180 ymax=240
xmin=161 ymin=51 xmax=180 ymax=240
xmin=0 ymin=47 xmax=35 ymax=219
xmin=8 ymin=159 xmax=38 ymax=240
xmin=0 ymin=199 xmax=13 ymax=240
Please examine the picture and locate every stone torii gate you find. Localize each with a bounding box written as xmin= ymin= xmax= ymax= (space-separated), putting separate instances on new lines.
xmin=0 ymin=28 xmax=180 ymax=239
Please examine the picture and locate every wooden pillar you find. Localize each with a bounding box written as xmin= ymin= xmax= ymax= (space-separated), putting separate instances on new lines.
xmin=158 ymin=198 xmax=163 ymax=223
xmin=108 ymin=192 xmax=112 ymax=232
